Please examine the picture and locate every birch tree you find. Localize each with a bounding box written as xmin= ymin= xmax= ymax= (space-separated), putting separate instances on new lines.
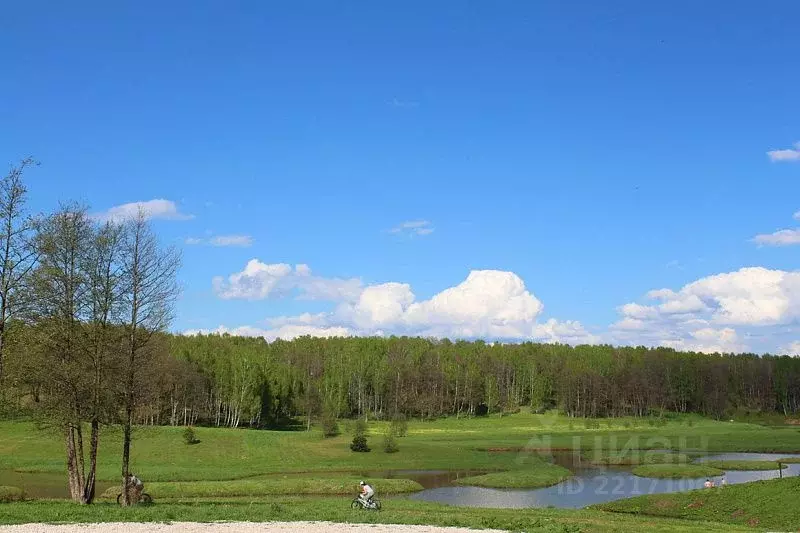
xmin=31 ymin=205 xmax=95 ymax=503
xmin=119 ymin=209 xmax=179 ymax=505
xmin=0 ymin=158 xmax=39 ymax=389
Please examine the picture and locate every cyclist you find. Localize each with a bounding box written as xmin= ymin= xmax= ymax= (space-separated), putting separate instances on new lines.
xmin=127 ymin=473 xmax=144 ymax=502
xmin=358 ymin=481 xmax=375 ymax=505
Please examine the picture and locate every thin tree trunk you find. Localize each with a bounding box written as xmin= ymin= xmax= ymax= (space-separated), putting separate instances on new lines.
xmin=83 ymin=418 xmax=100 ymax=503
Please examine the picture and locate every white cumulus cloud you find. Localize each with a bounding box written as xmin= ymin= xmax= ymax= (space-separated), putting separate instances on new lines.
xmin=767 ymin=142 xmax=800 ymax=162
xmin=662 ymin=327 xmax=747 ymax=354
xmin=781 ymin=341 xmax=800 ymax=357
xmin=186 ymin=324 xmax=351 ymax=342
xmin=212 ymin=260 xmax=362 ymax=302
xmin=205 ymin=264 xmax=595 ymax=344
xmin=93 ymin=199 xmax=193 ymax=223
xmin=403 ymin=270 xmax=545 ymax=338
xmin=612 ymin=267 xmax=800 ymax=353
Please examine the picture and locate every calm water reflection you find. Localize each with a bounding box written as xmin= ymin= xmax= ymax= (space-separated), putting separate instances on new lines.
xmin=408 ymin=452 xmax=800 ymax=509
xmin=0 ymin=469 xmax=113 ymax=500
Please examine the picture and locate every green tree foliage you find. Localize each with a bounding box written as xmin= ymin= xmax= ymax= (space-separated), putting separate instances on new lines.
xmin=9 ymin=333 xmax=800 ymax=432
xmin=350 ymin=419 xmax=370 ymax=452
xmin=182 ymin=426 xmax=198 ymax=445
xmin=390 ymin=414 xmax=408 ymax=437
xmin=320 ymin=413 xmax=339 ymax=438
xmin=383 ymin=428 xmax=399 ymax=453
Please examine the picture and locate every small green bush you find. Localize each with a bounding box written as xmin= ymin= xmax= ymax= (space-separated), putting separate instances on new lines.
xmin=321 ymin=415 xmax=340 ymax=438
xmin=350 ymin=434 xmax=370 ymax=452
xmin=383 ymin=430 xmax=399 ymax=453
xmin=390 ymin=414 xmax=408 ymax=437
xmin=182 ymin=426 xmax=199 ymax=445
xmin=0 ymin=486 xmax=24 ymax=503
xmin=350 ymin=419 xmax=370 ymax=452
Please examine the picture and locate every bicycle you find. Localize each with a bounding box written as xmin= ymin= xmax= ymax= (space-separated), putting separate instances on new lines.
xmin=351 ymin=496 xmax=381 ymax=511
xmin=117 ymin=492 xmax=153 ymax=505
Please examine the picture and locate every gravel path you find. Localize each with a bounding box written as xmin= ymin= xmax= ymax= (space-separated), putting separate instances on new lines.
xmin=0 ymin=523 xmax=507 ymax=533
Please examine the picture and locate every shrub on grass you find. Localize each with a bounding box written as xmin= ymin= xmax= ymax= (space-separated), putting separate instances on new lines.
xmin=182 ymin=426 xmax=199 ymax=445
xmin=321 ymin=414 xmax=340 ymax=438
xmin=390 ymin=414 xmax=408 ymax=437
xmin=350 ymin=419 xmax=370 ymax=452
xmin=383 ymin=430 xmax=399 ymax=453
xmin=0 ymin=486 xmax=24 ymax=503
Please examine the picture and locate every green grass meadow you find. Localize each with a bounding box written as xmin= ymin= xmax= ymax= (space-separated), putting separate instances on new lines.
xmin=2 ymin=411 xmax=800 ymax=531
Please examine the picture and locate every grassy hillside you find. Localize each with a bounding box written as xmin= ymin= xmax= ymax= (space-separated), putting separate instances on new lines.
xmin=453 ymin=463 xmax=572 ymax=488
xmin=0 ymin=498 xmax=754 ymax=532
xmin=2 ymin=412 xmax=800 ymax=483
xmin=596 ymin=476 xmax=800 ymax=531
xmin=630 ymin=464 xmax=723 ymax=479
xmin=2 ymin=412 xmax=800 ymax=531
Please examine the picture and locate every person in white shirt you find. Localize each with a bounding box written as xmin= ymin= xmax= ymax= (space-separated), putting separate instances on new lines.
xmin=358 ymin=481 xmax=375 ymax=504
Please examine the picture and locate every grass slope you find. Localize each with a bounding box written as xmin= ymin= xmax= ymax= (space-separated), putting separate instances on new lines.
xmin=703 ymin=460 xmax=786 ymax=471
xmin=631 ymin=464 xmax=724 ymax=479
xmin=99 ymin=478 xmax=422 ymax=499
xmin=596 ymin=476 xmax=800 ymax=531
xmin=3 ymin=412 xmax=800 ymax=484
xmin=0 ymin=498 xmax=752 ymax=532
xmin=585 ymin=451 xmax=691 ymax=465
xmin=454 ymin=463 xmax=572 ymax=489
xmin=0 ymin=486 xmax=24 ymax=502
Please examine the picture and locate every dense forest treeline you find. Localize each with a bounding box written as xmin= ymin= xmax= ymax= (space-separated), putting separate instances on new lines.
xmin=12 ymin=333 xmax=794 ymax=428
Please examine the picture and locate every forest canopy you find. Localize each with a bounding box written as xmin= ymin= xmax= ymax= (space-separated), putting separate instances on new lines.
xmin=8 ymin=333 xmax=795 ymax=428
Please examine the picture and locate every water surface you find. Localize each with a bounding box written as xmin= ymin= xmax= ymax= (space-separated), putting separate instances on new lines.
xmin=408 ymin=452 xmax=800 ymax=509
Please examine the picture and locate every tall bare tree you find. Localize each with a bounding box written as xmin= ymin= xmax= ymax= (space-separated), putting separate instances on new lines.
xmin=119 ymin=209 xmax=179 ymax=505
xmin=0 ymin=158 xmax=39 ymax=389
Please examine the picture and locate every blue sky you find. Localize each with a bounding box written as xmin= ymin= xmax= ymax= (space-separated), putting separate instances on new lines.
xmin=2 ymin=1 xmax=798 ymax=354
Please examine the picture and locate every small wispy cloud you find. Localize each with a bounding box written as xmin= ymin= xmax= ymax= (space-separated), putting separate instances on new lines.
xmin=665 ymin=260 xmax=684 ymax=270
xmin=93 ymin=199 xmax=194 ymax=223
xmin=767 ymin=141 xmax=800 ymax=162
xmin=753 ymin=228 xmax=800 ymax=246
xmin=186 ymin=235 xmax=254 ymax=247
xmin=210 ymin=235 xmax=254 ymax=247
xmin=752 ymin=211 xmax=800 ymax=246
xmin=391 ymin=98 xmax=419 ymax=109
xmin=390 ymin=220 xmax=434 ymax=237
